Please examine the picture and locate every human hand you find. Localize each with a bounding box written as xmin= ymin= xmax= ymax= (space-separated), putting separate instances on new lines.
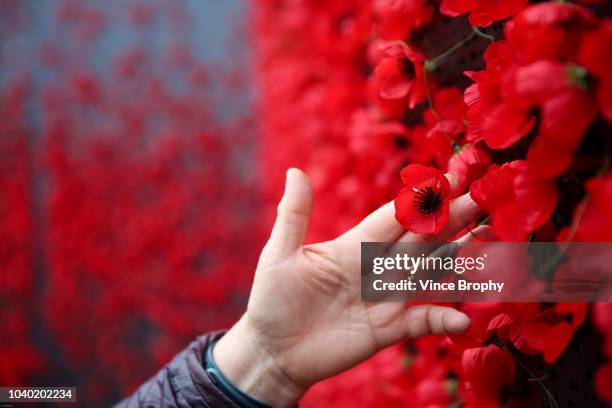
xmin=213 ymin=168 xmax=485 ymax=407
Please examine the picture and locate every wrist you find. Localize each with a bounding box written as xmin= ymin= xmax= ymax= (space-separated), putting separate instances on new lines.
xmin=213 ymin=315 xmax=305 ymax=407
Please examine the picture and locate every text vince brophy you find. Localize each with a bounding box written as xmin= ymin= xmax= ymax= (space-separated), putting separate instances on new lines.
xmin=372 ymin=279 xmax=505 ymax=293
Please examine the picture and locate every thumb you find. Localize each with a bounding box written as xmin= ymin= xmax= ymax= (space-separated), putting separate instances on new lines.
xmin=264 ymin=168 xmax=313 ymax=261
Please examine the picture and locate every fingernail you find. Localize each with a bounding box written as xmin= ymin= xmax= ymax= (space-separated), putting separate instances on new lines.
xmin=283 ymin=168 xmax=300 ymax=199
xmin=448 ymin=312 xmax=471 ymax=332
xmin=445 ymin=172 xmax=459 ymax=191
xmin=286 ymin=167 xmax=299 ymax=181
xmin=463 ymin=193 xmax=482 ymax=214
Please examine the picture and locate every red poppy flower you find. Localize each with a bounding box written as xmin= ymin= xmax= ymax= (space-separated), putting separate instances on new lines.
xmin=593 ymin=303 xmax=612 ymax=357
xmin=520 ymin=303 xmax=587 ymax=363
xmin=461 ymin=345 xmax=516 ymax=407
xmin=447 ymin=144 xmax=492 ymax=198
xmin=471 ymin=58 xmax=597 ymax=151
xmin=463 ymin=41 xmax=520 ymax=145
xmin=373 ymin=42 xmax=426 ymax=108
xmin=525 ymin=134 xmax=576 ymax=179
xmin=596 ymin=364 xmax=612 ymax=403
xmin=423 ymin=87 xmax=468 ymax=127
xmin=451 ymin=302 xmax=542 ymax=350
xmin=593 ymin=303 xmax=612 ymax=340
xmin=505 ymin=2 xmax=596 ymax=64
xmin=579 ymin=20 xmax=612 ymax=122
xmin=505 ymin=60 xmax=598 ymax=147
xmin=470 ymin=160 xmax=558 ymax=240
xmin=426 ymin=120 xmax=465 ymax=169
xmin=374 ymin=0 xmax=434 ymax=40
xmin=441 ymin=0 xmax=527 ymax=27
xmin=479 ymin=102 xmax=535 ymax=149
xmin=395 ymin=164 xmax=451 ymax=234
xmin=560 ymin=172 xmax=612 ymax=242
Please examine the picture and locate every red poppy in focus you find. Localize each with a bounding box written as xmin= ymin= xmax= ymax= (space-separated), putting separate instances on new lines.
xmin=447 ymin=144 xmax=492 ymax=198
xmin=440 ymin=0 xmax=527 ymax=27
xmin=374 ymin=42 xmax=426 ymax=108
xmin=470 ymin=160 xmax=557 ymax=240
xmin=395 ymin=164 xmax=451 ymax=234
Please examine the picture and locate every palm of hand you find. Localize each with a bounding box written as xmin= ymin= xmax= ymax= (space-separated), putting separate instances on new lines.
xmin=244 ymin=169 xmax=482 ymax=390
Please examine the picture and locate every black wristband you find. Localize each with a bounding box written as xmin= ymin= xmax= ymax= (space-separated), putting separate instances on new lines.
xmin=204 ymin=339 xmax=273 ymax=408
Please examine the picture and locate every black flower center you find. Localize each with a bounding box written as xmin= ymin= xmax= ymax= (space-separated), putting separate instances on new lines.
xmin=399 ymin=57 xmax=415 ymax=79
xmin=413 ymin=186 xmax=441 ymax=215
xmin=392 ymin=134 xmax=409 ymax=149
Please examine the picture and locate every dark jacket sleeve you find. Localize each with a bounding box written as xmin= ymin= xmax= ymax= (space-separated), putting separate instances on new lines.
xmin=115 ymin=331 xmax=240 ymax=408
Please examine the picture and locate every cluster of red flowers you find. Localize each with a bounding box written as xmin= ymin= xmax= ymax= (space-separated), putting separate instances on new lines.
xmin=255 ymin=0 xmax=611 ymax=406
xmin=0 ymin=79 xmax=43 ymax=387
xmin=0 ymin=1 xmax=261 ymax=403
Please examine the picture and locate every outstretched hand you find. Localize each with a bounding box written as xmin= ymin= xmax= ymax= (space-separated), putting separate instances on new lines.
xmin=213 ymin=168 xmax=485 ymax=407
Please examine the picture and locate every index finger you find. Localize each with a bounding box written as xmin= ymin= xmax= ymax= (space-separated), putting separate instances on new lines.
xmin=340 ymin=200 xmax=405 ymax=243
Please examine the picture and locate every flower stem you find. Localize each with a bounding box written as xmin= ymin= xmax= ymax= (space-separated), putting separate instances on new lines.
xmin=422 ymin=68 xmax=438 ymax=120
xmin=425 ymin=31 xmax=476 ymax=72
xmin=508 ymin=351 xmax=558 ymax=408
xmin=472 ymin=26 xmax=496 ymax=42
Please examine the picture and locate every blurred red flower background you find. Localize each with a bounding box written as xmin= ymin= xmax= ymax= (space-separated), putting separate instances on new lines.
xmin=1 ymin=0 xmax=612 ymax=406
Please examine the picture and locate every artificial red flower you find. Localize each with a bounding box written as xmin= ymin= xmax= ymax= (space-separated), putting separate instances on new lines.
xmin=461 ymin=345 xmax=516 ymax=407
xmin=505 ymin=2 xmax=596 ymax=64
xmin=455 ymin=302 xmax=583 ymax=370
xmin=373 ymin=42 xmax=426 ymax=108
xmin=579 ymin=20 xmax=612 ymax=122
xmin=593 ymin=303 xmax=612 ymax=404
xmin=426 ymin=120 xmax=465 ymax=169
xmin=463 ymin=41 xmax=519 ymax=145
xmin=525 ymin=135 xmax=576 ymax=179
xmin=471 ymin=58 xmax=597 ymax=152
xmin=596 ymin=364 xmax=612 ymax=403
xmin=395 ymin=164 xmax=451 ymax=234
xmin=560 ymin=172 xmax=612 ymax=242
xmin=440 ymin=0 xmax=527 ymax=27
xmin=479 ymin=102 xmax=535 ymax=149
xmin=505 ymin=60 xmax=598 ymax=147
xmin=447 ymin=144 xmax=492 ymax=198
xmin=423 ymin=87 xmax=468 ymax=127
xmin=451 ymin=303 xmax=542 ymax=350
xmin=348 ymin=109 xmax=410 ymax=195
xmin=592 ymin=303 xmax=612 ymax=357
xmin=414 ymin=377 xmax=456 ymax=407
xmin=405 ymin=124 xmax=438 ymax=166
xmin=593 ymin=303 xmax=612 ymax=341
xmin=470 ymin=160 xmax=558 ymax=240
xmin=374 ymin=0 xmax=434 ymax=40
xmin=520 ymin=303 xmax=587 ymax=363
